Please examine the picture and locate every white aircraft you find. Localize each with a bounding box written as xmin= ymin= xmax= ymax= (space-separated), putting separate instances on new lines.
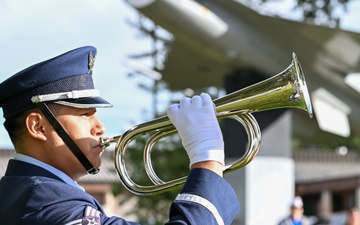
xmin=124 ymin=0 xmax=360 ymax=144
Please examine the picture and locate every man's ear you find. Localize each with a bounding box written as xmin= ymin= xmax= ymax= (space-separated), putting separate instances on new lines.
xmin=25 ymin=112 xmax=47 ymax=141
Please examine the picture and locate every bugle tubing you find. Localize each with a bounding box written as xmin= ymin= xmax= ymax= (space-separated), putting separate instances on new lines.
xmin=100 ymin=52 xmax=313 ymax=196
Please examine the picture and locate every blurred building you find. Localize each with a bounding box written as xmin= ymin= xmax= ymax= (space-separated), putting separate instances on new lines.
xmin=295 ymin=150 xmax=360 ymax=223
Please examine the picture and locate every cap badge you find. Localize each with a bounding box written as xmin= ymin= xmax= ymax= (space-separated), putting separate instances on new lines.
xmin=88 ymin=50 xmax=96 ymax=74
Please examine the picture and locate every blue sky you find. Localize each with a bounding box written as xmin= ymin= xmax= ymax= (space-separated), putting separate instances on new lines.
xmin=0 ymin=0 xmax=161 ymax=148
xmin=0 ymin=0 xmax=359 ymax=148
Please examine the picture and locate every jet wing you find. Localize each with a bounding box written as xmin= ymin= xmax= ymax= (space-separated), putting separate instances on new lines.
xmin=125 ymin=0 xmax=360 ymax=140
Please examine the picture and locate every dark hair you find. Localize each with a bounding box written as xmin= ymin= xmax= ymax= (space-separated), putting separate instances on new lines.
xmin=4 ymin=111 xmax=30 ymax=146
xmin=3 ymin=103 xmax=60 ymax=146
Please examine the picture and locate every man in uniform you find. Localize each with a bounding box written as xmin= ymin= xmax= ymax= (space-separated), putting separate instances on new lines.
xmin=0 ymin=46 xmax=239 ymax=225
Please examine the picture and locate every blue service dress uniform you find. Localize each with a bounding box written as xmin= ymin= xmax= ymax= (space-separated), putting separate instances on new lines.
xmin=0 ymin=159 xmax=240 ymax=225
xmin=0 ymin=46 xmax=239 ymax=224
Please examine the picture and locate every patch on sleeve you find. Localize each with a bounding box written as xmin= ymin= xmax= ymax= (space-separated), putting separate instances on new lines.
xmin=64 ymin=206 xmax=102 ymax=225
xmin=175 ymin=193 xmax=224 ymax=225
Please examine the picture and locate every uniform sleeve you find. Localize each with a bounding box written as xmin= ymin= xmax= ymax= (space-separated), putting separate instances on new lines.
xmin=166 ymin=168 xmax=240 ymax=225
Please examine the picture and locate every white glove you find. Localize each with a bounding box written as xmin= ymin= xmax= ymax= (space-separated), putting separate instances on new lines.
xmin=167 ymin=93 xmax=224 ymax=166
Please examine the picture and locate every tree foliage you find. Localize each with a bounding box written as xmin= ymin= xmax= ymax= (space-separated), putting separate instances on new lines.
xmin=113 ymin=16 xmax=187 ymax=224
xmin=251 ymin=0 xmax=351 ymax=27
xmin=112 ymin=133 xmax=189 ymax=224
xmin=294 ymin=0 xmax=350 ymax=26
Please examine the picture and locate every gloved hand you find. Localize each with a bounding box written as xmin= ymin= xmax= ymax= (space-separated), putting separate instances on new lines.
xmin=167 ymin=93 xmax=224 ymax=167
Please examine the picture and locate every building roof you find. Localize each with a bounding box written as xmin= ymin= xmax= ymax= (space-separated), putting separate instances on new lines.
xmin=294 ymin=150 xmax=360 ymax=183
xmin=0 ymin=149 xmax=14 ymax=176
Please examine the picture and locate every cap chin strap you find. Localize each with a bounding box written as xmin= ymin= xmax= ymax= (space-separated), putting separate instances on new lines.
xmin=36 ymin=102 xmax=99 ymax=175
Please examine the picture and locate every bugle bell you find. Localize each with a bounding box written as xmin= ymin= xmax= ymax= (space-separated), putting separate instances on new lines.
xmin=100 ymin=52 xmax=313 ymax=196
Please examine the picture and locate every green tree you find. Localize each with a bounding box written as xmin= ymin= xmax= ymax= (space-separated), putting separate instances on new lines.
xmin=294 ymin=0 xmax=351 ymax=27
xmin=249 ymin=0 xmax=352 ymax=27
xmin=112 ymin=133 xmax=189 ymax=224
xmin=113 ymin=15 xmax=191 ymax=224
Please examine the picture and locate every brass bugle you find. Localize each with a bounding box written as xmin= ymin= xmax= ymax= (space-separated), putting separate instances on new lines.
xmin=100 ymin=52 xmax=313 ymax=196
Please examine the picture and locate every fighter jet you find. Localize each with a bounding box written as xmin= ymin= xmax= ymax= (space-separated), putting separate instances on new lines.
xmin=124 ymin=0 xmax=360 ymax=144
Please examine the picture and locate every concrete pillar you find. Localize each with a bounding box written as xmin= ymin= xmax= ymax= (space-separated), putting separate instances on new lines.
xmin=318 ymin=190 xmax=332 ymax=221
xmin=223 ymin=69 xmax=295 ymax=225
xmin=355 ymin=186 xmax=360 ymax=209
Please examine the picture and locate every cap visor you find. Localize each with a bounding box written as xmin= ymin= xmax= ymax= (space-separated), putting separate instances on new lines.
xmin=54 ymin=97 xmax=113 ymax=108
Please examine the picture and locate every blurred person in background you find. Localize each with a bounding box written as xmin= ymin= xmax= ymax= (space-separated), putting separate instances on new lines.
xmin=346 ymin=207 xmax=360 ymax=225
xmin=278 ymin=196 xmax=310 ymax=225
